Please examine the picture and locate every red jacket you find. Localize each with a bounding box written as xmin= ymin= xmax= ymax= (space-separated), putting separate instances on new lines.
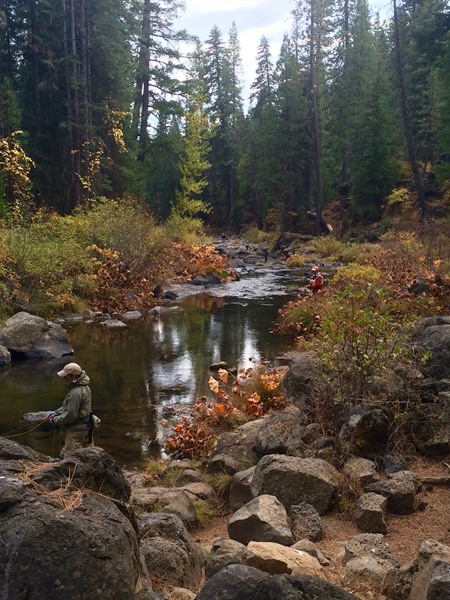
xmin=307 ymin=272 xmax=324 ymax=293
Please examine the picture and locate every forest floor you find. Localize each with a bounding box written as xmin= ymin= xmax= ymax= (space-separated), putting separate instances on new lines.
xmin=191 ymin=456 xmax=450 ymax=599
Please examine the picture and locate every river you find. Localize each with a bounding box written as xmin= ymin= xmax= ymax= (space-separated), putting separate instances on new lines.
xmin=0 ymin=263 xmax=304 ymax=468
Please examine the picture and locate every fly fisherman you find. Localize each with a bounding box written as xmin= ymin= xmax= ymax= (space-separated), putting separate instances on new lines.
xmin=48 ymin=362 xmax=95 ymax=456
xmin=306 ymin=265 xmax=324 ymax=294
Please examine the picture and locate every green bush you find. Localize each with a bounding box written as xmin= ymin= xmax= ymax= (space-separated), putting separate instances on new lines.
xmin=332 ymin=263 xmax=382 ymax=291
xmin=311 ymin=236 xmax=347 ymax=259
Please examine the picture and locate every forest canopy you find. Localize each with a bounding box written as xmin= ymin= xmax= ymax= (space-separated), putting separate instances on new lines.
xmin=0 ymin=0 xmax=449 ymax=231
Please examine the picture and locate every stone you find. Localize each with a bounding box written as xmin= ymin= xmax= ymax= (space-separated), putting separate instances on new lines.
xmin=173 ymin=468 xmax=207 ymax=485
xmin=101 ymin=319 xmax=127 ymax=328
xmin=121 ymin=311 xmax=142 ymax=320
xmin=179 ymin=482 xmax=215 ymax=503
xmin=229 ymin=467 xmax=255 ymax=510
xmin=228 ymin=494 xmax=293 ymax=546
xmin=158 ymin=489 xmax=197 ymax=524
xmin=282 ymin=353 xmax=324 ymax=409
xmin=414 ymin=316 xmax=450 ymax=379
xmin=384 ymin=539 xmax=450 ymax=600
xmin=290 ymin=502 xmax=324 ymax=542
xmin=208 ymin=453 xmax=243 ymax=475
xmin=135 ymin=590 xmax=167 ymax=600
xmin=342 ymin=457 xmax=380 ymax=489
xmin=205 ymin=539 xmax=248 ymax=579
xmin=342 ymin=534 xmax=399 ymax=597
xmin=243 ymin=541 xmax=322 ymax=576
xmin=0 ymin=311 xmax=73 ymax=359
xmin=212 ymin=419 xmax=266 ymax=466
xmin=196 ymin=567 xmax=359 ymax=600
xmin=354 ymin=493 xmax=387 ymax=534
xmin=291 ymin=540 xmax=330 ymax=566
xmin=0 ymin=345 xmax=11 ymax=365
xmin=30 ymin=447 xmax=132 ymax=502
xmin=138 ymin=512 xmax=204 ymax=591
xmin=0 ymin=478 xmax=140 ymax=600
xmin=251 ymin=455 xmax=339 ymax=514
xmin=339 ymin=404 xmax=392 ymax=456
xmin=254 ymin=406 xmax=310 ymax=458
xmin=407 ymin=396 xmax=450 ymax=455
xmin=365 ymin=470 xmax=419 ymax=515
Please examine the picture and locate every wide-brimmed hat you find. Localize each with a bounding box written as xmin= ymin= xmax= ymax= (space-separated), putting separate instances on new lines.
xmin=57 ymin=362 xmax=82 ymax=377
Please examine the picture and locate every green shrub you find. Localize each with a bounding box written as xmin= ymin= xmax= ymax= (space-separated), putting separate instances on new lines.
xmin=311 ymin=236 xmax=347 ymax=259
xmin=387 ymin=187 xmax=410 ymax=207
xmin=244 ymin=227 xmax=271 ymax=244
xmin=331 ymin=263 xmax=382 ymax=291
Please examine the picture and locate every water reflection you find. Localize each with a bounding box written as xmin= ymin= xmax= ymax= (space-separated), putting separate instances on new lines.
xmin=0 ymin=267 xmax=300 ymax=468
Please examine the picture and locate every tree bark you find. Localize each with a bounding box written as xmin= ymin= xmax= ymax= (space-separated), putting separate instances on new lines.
xmin=393 ymin=0 xmax=427 ymax=220
xmin=309 ymin=0 xmax=324 ymax=234
xmin=132 ymin=0 xmax=151 ymax=161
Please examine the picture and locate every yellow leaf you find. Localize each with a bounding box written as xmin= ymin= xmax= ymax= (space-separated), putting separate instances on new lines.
xmin=218 ymin=368 xmax=229 ymax=383
xmin=208 ymin=377 xmax=220 ymax=394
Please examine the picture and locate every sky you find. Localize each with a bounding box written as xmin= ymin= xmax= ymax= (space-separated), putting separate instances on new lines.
xmin=177 ymin=0 xmax=391 ymax=105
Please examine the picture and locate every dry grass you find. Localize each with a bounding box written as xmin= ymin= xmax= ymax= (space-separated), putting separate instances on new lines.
xmin=19 ymin=462 xmax=84 ymax=511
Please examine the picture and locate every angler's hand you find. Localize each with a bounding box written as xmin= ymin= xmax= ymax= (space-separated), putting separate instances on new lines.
xmin=47 ymin=411 xmax=58 ymax=422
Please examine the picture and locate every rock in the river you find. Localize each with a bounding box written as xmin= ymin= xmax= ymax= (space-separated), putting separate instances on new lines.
xmin=0 ymin=345 xmax=11 ymax=365
xmin=0 ymin=311 xmax=73 ymax=359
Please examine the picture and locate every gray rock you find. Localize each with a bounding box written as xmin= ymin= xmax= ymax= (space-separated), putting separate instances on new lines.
xmin=135 ymin=590 xmax=167 ymax=600
xmin=30 ymin=447 xmax=132 ymax=502
xmin=282 ymin=353 xmax=324 ymax=409
xmin=365 ymin=470 xmax=419 ymax=514
xmin=407 ymin=396 xmax=450 ymax=455
xmin=290 ymin=502 xmax=323 ymax=542
xmin=342 ymin=457 xmax=380 ymax=489
xmin=212 ymin=419 xmax=266 ymax=467
xmin=339 ymin=404 xmax=392 ymax=456
xmin=384 ymin=539 xmax=450 ymax=600
xmin=0 ymin=478 xmax=140 ymax=599
xmin=254 ymin=406 xmax=310 ymax=458
xmin=138 ymin=512 xmax=204 ymax=591
xmin=228 ymin=494 xmax=293 ymax=546
xmin=101 ymin=319 xmax=127 ymax=328
xmin=121 ymin=311 xmax=142 ymax=320
xmin=180 ymin=482 xmax=215 ymax=503
xmin=342 ymin=533 xmax=399 ymax=597
xmin=354 ymin=493 xmax=387 ymax=534
xmin=251 ymin=455 xmax=339 ymax=514
xmin=205 ymin=539 xmax=248 ymax=579
xmin=0 ymin=345 xmax=11 ymax=365
xmin=414 ymin=316 xmax=450 ymax=379
xmin=196 ymin=567 xmax=359 ymax=600
xmin=229 ymin=467 xmax=255 ymax=511
xmin=173 ymin=468 xmax=207 ymax=486
xmin=208 ymin=453 xmax=243 ymax=475
xmin=291 ymin=540 xmax=330 ymax=566
xmin=0 ymin=311 xmax=73 ymax=359
xmin=159 ymin=489 xmax=197 ymax=524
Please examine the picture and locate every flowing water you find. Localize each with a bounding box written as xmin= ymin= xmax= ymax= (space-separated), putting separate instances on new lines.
xmin=0 ymin=264 xmax=306 ymax=468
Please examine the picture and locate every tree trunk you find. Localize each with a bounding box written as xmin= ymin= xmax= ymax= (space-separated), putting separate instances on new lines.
xmin=393 ymin=0 xmax=427 ymax=220
xmin=309 ymin=0 xmax=324 ymax=234
xmin=132 ymin=0 xmax=151 ymax=161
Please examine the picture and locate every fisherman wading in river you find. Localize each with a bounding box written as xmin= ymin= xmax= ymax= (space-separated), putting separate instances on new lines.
xmin=48 ymin=362 xmax=96 ymax=456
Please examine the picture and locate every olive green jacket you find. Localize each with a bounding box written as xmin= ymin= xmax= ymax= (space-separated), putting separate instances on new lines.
xmin=53 ymin=371 xmax=92 ymax=427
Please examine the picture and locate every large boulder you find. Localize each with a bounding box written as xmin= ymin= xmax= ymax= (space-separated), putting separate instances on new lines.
xmin=243 ymin=542 xmax=322 ymax=576
xmin=211 ymin=419 xmax=266 ymax=468
xmin=228 ymin=495 xmax=293 ymax=546
xmin=282 ymin=353 xmax=323 ymax=409
xmin=30 ymin=447 xmax=132 ymax=502
xmin=384 ymin=539 xmax=450 ymax=600
xmin=0 ymin=345 xmax=11 ymax=365
xmin=254 ymin=406 xmax=311 ymax=458
xmin=0 ymin=311 xmax=73 ymax=359
xmin=414 ymin=316 xmax=450 ymax=379
xmin=196 ymin=566 xmax=359 ymax=600
xmin=138 ymin=512 xmax=204 ymax=591
xmin=341 ymin=533 xmax=399 ymax=596
xmin=205 ymin=539 xmax=248 ymax=579
xmin=0 ymin=477 xmax=140 ymax=599
xmin=339 ymin=404 xmax=392 ymax=456
xmin=365 ymin=470 xmax=419 ymax=515
xmin=250 ymin=455 xmax=339 ymax=514
xmin=407 ymin=393 xmax=450 ymax=455
xmin=290 ymin=502 xmax=323 ymax=542
xmin=228 ymin=467 xmax=255 ymax=510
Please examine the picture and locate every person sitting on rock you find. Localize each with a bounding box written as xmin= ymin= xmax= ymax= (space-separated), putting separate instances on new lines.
xmin=306 ymin=265 xmax=324 ymax=294
xmin=48 ymin=362 xmax=95 ymax=456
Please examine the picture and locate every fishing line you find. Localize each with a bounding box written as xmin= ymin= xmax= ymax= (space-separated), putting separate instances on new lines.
xmin=2 ymin=418 xmax=50 ymax=439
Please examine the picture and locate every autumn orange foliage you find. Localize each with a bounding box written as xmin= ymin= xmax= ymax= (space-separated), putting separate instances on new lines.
xmin=164 ymin=366 xmax=285 ymax=459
